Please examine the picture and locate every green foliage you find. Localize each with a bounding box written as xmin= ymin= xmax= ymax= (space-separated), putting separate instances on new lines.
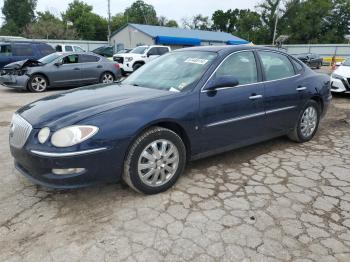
xmin=23 ymin=11 xmax=78 ymax=39
xmin=124 ymin=0 xmax=158 ymax=25
xmin=1 ymin=0 xmax=37 ymax=35
xmin=183 ymin=15 xmax=211 ymax=30
xmin=62 ymin=0 xmax=107 ymax=40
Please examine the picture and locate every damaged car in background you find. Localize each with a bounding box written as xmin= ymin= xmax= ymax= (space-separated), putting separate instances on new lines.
xmin=0 ymin=52 xmax=121 ymax=92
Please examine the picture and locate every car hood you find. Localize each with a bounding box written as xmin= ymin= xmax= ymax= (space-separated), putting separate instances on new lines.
xmin=17 ymin=84 xmax=172 ymax=129
xmin=114 ymin=53 xmax=142 ymax=58
xmin=4 ymin=59 xmax=43 ymax=70
xmin=334 ymin=66 xmax=350 ymax=77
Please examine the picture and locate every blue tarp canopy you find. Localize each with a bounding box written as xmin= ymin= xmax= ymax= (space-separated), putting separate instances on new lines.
xmin=227 ymin=39 xmax=249 ymax=45
xmin=155 ymin=36 xmax=201 ymax=46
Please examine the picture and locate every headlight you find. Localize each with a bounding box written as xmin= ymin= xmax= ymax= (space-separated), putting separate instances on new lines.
xmin=331 ymin=73 xmax=343 ymax=80
xmin=51 ymin=125 xmax=99 ymax=148
xmin=125 ymin=57 xmax=133 ymax=62
xmin=38 ymin=127 xmax=50 ymax=144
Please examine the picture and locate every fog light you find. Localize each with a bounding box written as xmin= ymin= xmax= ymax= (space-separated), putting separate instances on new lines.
xmin=52 ymin=168 xmax=85 ymax=175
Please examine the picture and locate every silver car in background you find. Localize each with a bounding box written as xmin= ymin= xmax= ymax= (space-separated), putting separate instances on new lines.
xmin=0 ymin=52 xmax=121 ymax=92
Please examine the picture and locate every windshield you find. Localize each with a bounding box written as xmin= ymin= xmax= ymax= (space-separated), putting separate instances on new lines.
xmin=130 ymin=46 xmax=148 ymax=54
xmin=39 ymin=53 xmax=62 ymax=64
xmin=343 ymin=58 xmax=350 ymax=66
xmin=123 ymin=51 xmax=217 ymax=92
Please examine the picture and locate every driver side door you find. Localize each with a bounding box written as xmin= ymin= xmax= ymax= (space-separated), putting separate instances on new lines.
xmin=199 ymin=51 xmax=266 ymax=153
xmin=49 ymin=54 xmax=82 ymax=87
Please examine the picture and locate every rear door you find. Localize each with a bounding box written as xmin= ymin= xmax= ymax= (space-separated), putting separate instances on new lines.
xmin=199 ymin=51 xmax=265 ymax=152
xmin=257 ymin=50 xmax=305 ymax=134
xmin=50 ymin=54 xmax=82 ymax=86
xmin=79 ymin=54 xmax=101 ymax=84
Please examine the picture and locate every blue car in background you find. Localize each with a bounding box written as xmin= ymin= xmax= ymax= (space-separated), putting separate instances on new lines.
xmin=0 ymin=41 xmax=54 ymax=68
xmin=9 ymin=46 xmax=331 ymax=194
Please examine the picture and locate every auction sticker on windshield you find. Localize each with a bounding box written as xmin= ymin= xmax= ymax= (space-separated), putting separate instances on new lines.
xmin=184 ymin=58 xmax=209 ymax=65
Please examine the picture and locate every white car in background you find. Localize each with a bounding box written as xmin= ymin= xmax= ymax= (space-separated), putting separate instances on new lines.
xmin=55 ymin=44 xmax=85 ymax=53
xmin=113 ymin=45 xmax=171 ymax=75
xmin=331 ymin=57 xmax=350 ymax=93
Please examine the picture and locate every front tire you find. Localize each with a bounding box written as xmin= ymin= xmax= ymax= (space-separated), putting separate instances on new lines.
xmin=132 ymin=63 xmax=143 ymax=72
xmin=288 ymin=100 xmax=320 ymax=143
xmin=28 ymin=74 xmax=48 ymax=92
xmin=123 ymin=127 xmax=186 ymax=194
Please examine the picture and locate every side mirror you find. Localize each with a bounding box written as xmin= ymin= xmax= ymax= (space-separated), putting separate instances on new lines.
xmin=205 ymin=76 xmax=239 ymax=91
xmin=54 ymin=60 xmax=62 ymax=67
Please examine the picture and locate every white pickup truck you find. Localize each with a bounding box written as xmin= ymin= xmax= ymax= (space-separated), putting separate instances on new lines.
xmin=113 ymin=45 xmax=171 ymax=75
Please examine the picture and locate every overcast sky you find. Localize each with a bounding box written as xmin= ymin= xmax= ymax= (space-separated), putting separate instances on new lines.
xmin=0 ymin=0 xmax=260 ymax=24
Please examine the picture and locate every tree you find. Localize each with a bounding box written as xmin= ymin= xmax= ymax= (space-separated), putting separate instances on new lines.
xmin=1 ymin=0 xmax=37 ymax=35
xmin=183 ymin=14 xmax=211 ymax=30
xmin=62 ymin=0 xmax=108 ymax=40
xmin=165 ymin=20 xmax=178 ymax=28
xmin=258 ymin=0 xmax=282 ymax=44
xmin=111 ymin=13 xmax=127 ymax=32
xmin=23 ymin=11 xmax=77 ymax=39
xmin=124 ymin=0 xmax=158 ymax=25
xmin=158 ymin=16 xmax=178 ymax=27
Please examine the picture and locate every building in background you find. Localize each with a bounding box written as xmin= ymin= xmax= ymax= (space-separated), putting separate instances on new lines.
xmin=110 ymin=23 xmax=249 ymax=51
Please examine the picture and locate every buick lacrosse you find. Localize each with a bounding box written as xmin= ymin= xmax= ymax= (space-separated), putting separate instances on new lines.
xmin=10 ymin=46 xmax=331 ymax=194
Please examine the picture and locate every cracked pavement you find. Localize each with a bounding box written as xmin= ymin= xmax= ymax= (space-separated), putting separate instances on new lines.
xmin=0 ymin=84 xmax=350 ymax=261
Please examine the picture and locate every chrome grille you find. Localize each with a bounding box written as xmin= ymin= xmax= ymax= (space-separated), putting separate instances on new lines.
xmin=9 ymin=114 xmax=32 ymax=148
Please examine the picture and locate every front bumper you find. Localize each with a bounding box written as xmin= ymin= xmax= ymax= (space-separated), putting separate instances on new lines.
xmin=0 ymin=74 xmax=29 ymax=90
xmin=118 ymin=63 xmax=134 ymax=73
xmin=330 ymin=77 xmax=350 ymax=93
xmin=11 ymin=145 xmax=124 ymax=189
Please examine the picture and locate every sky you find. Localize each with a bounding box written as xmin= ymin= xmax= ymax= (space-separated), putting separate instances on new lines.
xmin=0 ymin=0 xmax=260 ymax=24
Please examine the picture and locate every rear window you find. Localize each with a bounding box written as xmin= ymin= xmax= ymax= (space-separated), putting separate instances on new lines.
xmin=74 ymin=46 xmax=84 ymax=52
xmin=38 ymin=44 xmax=54 ymax=56
xmin=0 ymin=44 xmax=12 ymax=56
xmin=80 ymin=54 xmax=100 ymax=63
xmin=12 ymin=44 xmax=33 ymax=56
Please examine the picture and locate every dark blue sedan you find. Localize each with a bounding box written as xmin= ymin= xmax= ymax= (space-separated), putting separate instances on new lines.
xmin=9 ymin=46 xmax=332 ymax=194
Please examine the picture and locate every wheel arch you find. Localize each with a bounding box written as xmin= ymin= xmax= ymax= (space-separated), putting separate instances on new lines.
xmin=28 ymin=72 xmax=50 ymax=87
xmin=310 ymin=95 xmax=324 ymax=114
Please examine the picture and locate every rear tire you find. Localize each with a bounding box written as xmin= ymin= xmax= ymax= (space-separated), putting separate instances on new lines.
xmin=288 ymin=100 xmax=320 ymax=143
xmin=28 ymin=74 xmax=48 ymax=92
xmin=123 ymin=127 xmax=186 ymax=194
xmin=100 ymin=72 xmax=115 ymax=84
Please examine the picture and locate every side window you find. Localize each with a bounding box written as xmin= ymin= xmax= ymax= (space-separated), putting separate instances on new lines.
xmin=39 ymin=44 xmax=54 ymax=56
xmin=215 ymin=51 xmax=258 ymax=85
xmin=12 ymin=44 xmax=33 ymax=56
xmin=259 ymin=51 xmax=295 ymax=81
xmin=62 ymin=54 xmax=79 ymax=64
xmin=55 ymin=45 xmax=63 ymax=52
xmin=65 ymin=46 xmax=73 ymax=52
xmin=80 ymin=54 xmax=99 ymax=63
xmin=74 ymin=46 xmax=84 ymax=52
xmin=0 ymin=44 xmax=12 ymax=56
xmin=158 ymin=47 xmax=169 ymax=55
xmin=147 ymin=47 xmax=158 ymax=56
xmin=292 ymin=58 xmax=303 ymax=73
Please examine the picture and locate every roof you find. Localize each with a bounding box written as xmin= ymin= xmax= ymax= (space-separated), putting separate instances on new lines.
xmin=111 ymin=23 xmax=248 ymax=44
xmin=174 ymin=45 xmax=281 ymax=55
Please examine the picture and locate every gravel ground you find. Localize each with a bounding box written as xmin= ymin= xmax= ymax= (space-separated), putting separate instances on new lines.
xmin=0 ymin=71 xmax=350 ymax=261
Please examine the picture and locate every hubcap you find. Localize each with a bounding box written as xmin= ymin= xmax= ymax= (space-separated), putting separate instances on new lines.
xmin=138 ymin=139 xmax=179 ymax=187
xmin=102 ymin=74 xmax=114 ymax=83
xmin=300 ymin=106 xmax=317 ymax=138
xmin=31 ymin=77 xmax=47 ymax=92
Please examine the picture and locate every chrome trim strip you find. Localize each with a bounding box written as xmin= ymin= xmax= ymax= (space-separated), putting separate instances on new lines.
xmin=266 ymin=106 xmax=296 ymax=114
xmin=206 ymin=112 xmax=265 ymax=128
xmin=30 ymin=147 xmax=108 ymax=157
xmin=200 ymin=49 xmax=300 ymax=93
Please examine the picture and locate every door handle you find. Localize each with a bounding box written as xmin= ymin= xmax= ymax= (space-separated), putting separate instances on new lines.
xmin=73 ymin=68 xmax=80 ymax=70
xmin=249 ymin=94 xmax=263 ymax=100
xmin=296 ymin=86 xmax=307 ymax=91
xmin=97 ymin=65 xmax=103 ymax=68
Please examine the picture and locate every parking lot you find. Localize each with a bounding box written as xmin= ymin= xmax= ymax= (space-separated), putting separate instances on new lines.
xmin=0 ymin=72 xmax=350 ymax=261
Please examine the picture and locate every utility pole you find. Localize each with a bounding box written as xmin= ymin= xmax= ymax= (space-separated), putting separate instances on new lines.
xmin=272 ymin=0 xmax=281 ymax=46
xmin=107 ymin=0 xmax=111 ymax=44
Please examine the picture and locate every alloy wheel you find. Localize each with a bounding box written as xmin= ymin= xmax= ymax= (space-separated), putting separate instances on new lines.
xmin=300 ymin=106 xmax=318 ymax=138
xmin=31 ymin=76 xmax=47 ymax=92
xmin=102 ymin=73 xmax=114 ymax=84
xmin=137 ymin=139 xmax=179 ymax=187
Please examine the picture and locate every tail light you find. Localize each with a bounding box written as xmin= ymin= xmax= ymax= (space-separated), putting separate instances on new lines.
xmin=113 ymin=63 xmax=120 ymax=70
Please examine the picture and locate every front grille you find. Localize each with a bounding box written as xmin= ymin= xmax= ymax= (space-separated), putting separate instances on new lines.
xmin=113 ymin=56 xmax=124 ymax=63
xmin=9 ymin=114 xmax=33 ymax=148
